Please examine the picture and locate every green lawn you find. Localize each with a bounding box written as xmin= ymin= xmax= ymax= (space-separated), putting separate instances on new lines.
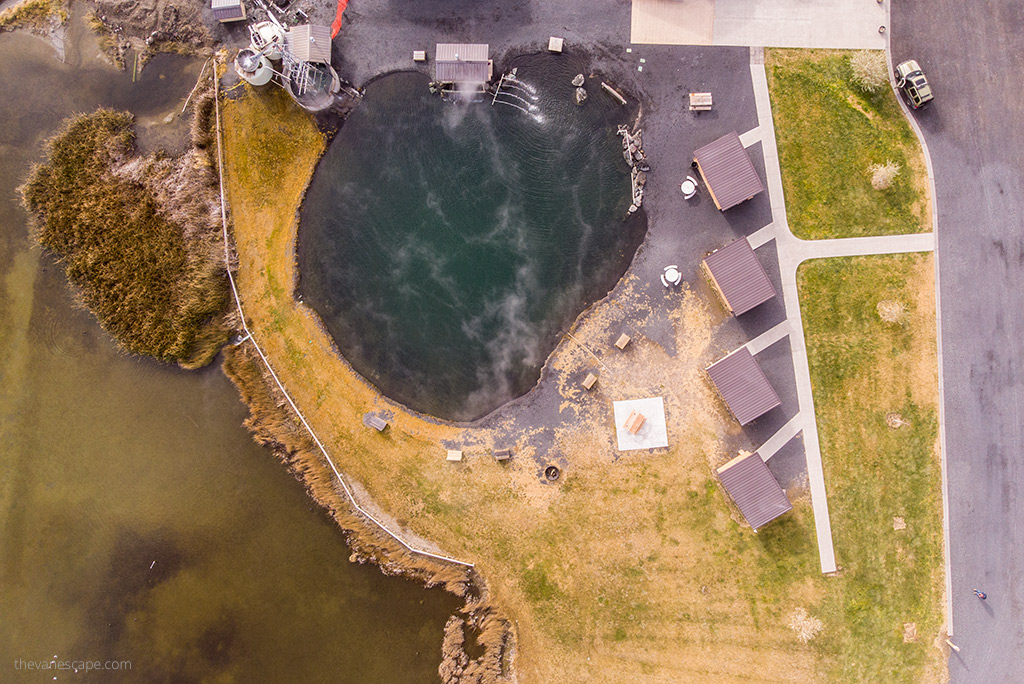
xmin=766 ymin=49 xmax=930 ymax=239
xmin=798 ymin=254 xmax=945 ymax=682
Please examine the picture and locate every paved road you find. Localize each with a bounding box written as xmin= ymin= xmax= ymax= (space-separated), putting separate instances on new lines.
xmin=891 ymin=2 xmax=1024 ymax=680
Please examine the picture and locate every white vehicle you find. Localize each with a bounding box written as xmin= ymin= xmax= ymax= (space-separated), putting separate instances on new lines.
xmin=894 ymin=59 xmax=934 ymax=109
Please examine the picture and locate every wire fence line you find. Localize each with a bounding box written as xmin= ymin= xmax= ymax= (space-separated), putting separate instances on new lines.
xmin=210 ymin=68 xmax=474 ymax=569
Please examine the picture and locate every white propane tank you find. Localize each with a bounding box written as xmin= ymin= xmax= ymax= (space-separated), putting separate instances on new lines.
xmin=234 ymin=48 xmax=273 ymax=86
xmin=250 ymin=21 xmax=286 ymax=61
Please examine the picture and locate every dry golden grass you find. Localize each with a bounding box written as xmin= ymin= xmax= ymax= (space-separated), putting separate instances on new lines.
xmin=219 ymin=85 xmax=833 ymax=681
xmin=0 ymin=0 xmax=66 ymax=31
xmin=220 ymin=83 xmax=944 ymax=682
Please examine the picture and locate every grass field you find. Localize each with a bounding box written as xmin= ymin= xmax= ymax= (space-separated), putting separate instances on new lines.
xmin=798 ymin=254 xmax=945 ymax=682
xmin=220 ymin=82 xmax=945 ymax=681
xmin=766 ymin=49 xmax=930 ymax=240
xmin=219 ymin=85 xmax=836 ymax=682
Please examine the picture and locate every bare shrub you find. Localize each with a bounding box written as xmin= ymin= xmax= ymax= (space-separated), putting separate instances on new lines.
xmin=850 ymin=50 xmax=889 ymax=93
xmin=788 ymin=608 xmax=824 ymax=643
xmin=886 ymin=412 xmax=910 ymax=429
xmin=877 ymin=299 xmax=906 ymax=323
xmin=869 ymin=160 xmax=901 ymax=189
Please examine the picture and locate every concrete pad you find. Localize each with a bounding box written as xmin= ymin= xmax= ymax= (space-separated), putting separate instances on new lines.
xmin=631 ymin=0 xmax=714 ymax=46
xmin=712 ymin=0 xmax=886 ymax=49
xmin=613 ymin=397 xmax=669 ymax=451
xmin=631 ymin=0 xmax=886 ymax=49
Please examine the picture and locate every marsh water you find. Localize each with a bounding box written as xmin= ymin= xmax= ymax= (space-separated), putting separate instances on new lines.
xmin=299 ymin=54 xmax=645 ymax=421
xmin=0 ymin=15 xmax=457 ymax=683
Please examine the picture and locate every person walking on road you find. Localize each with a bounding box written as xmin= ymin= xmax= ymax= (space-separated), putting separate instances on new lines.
xmin=973 ymin=588 xmax=987 ymax=600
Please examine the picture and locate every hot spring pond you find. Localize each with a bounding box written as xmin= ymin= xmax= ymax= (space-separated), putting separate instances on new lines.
xmin=299 ymin=54 xmax=645 ymax=421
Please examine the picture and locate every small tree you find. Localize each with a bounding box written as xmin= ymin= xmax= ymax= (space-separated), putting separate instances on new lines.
xmin=869 ymin=160 xmax=901 ymax=190
xmin=850 ymin=50 xmax=888 ymax=93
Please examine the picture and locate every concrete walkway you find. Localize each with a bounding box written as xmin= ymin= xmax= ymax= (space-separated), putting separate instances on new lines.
xmin=744 ymin=54 xmax=935 ymax=574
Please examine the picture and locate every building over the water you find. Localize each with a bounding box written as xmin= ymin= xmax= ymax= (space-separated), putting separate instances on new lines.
xmin=435 ymin=43 xmax=492 ymax=86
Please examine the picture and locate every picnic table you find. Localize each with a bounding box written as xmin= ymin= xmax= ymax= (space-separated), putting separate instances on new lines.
xmin=689 ymin=92 xmax=713 ymax=111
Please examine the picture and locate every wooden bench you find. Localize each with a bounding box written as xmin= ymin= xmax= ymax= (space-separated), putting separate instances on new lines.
xmin=615 ymin=333 xmax=631 ymax=350
xmin=689 ymin=92 xmax=713 ymax=111
xmin=363 ymin=414 xmax=388 ymax=431
xmin=446 ymin=450 xmax=463 ymax=462
xmin=494 ymin=449 xmax=511 ymax=462
xmin=582 ymin=372 xmax=598 ymax=390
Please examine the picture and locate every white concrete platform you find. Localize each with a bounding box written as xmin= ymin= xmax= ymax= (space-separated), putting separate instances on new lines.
xmin=612 ymin=397 xmax=669 ymax=451
xmin=631 ymin=0 xmax=887 ymax=49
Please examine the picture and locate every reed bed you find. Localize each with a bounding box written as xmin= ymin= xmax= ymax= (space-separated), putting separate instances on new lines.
xmin=21 ymin=100 xmax=230 ymax=366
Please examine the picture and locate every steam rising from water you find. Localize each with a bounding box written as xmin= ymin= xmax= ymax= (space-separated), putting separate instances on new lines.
xmin=298 ymin=55 xmax=643 ymax=420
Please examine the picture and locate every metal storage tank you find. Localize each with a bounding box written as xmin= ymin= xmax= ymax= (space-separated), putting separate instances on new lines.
xmin=234 ymin=48 xmax=273 ymax=87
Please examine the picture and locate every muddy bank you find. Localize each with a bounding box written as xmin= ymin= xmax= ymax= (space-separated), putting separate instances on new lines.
xmin=221 ymin=341 xmax=514 ymax=682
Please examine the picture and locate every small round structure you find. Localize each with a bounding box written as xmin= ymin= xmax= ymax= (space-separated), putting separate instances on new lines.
xmin=250 ymin=21 xmax=287 ymax=61
xmin=680 ymin=176 xmax=698 ymax=199
xmin=661 ymin=265 xmax=682 ymax=287
xmin=544 ymin=465 xmax=561 ymax=481
xmin=234 ymin=48 xmax=273 ymax=87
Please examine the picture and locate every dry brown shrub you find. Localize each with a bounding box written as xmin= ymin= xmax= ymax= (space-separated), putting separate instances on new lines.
xmin=877 ymin=299 xmax=906 ymax=323
xmin=787 ymin=608 xmax=824 ymax=643
xmin=850 ymin=50 xmax=889 ymax=93
xmin=870 ymin=160 xmax=902 ymax=190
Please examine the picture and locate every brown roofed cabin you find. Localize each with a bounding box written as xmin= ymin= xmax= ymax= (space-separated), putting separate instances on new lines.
xmin=702 ymin=238 xmax=777 ymax=315
xmin=717 ymin=452 xmax=792 ymax=530
xmin=435 ymin=43 xmax=492 ymax=84
xmin=288 ymin=25 xmax=332 ymax=64
xmin=211 ymin=0 xmax=246 ymax=22
xmin=706 ymin=347 xmax=781 ymax=425
xmin=693 ymin=131 xmax=765 ymax=211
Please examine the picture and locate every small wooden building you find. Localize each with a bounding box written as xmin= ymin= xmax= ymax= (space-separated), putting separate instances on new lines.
xmin=706 ymin=347 xmax=781 ymax=425
xmin=717 ymin=452 xmax=792 ymax=531
xmin=211 ymin=0 xmax=246 ymax=23
xmin=692 ymin=131 xmax=765 ymax=211
xmin=288 ymin=24 xmax=332 ymax=64
xmin=702 ymin=238 xmax=776 ymax=316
